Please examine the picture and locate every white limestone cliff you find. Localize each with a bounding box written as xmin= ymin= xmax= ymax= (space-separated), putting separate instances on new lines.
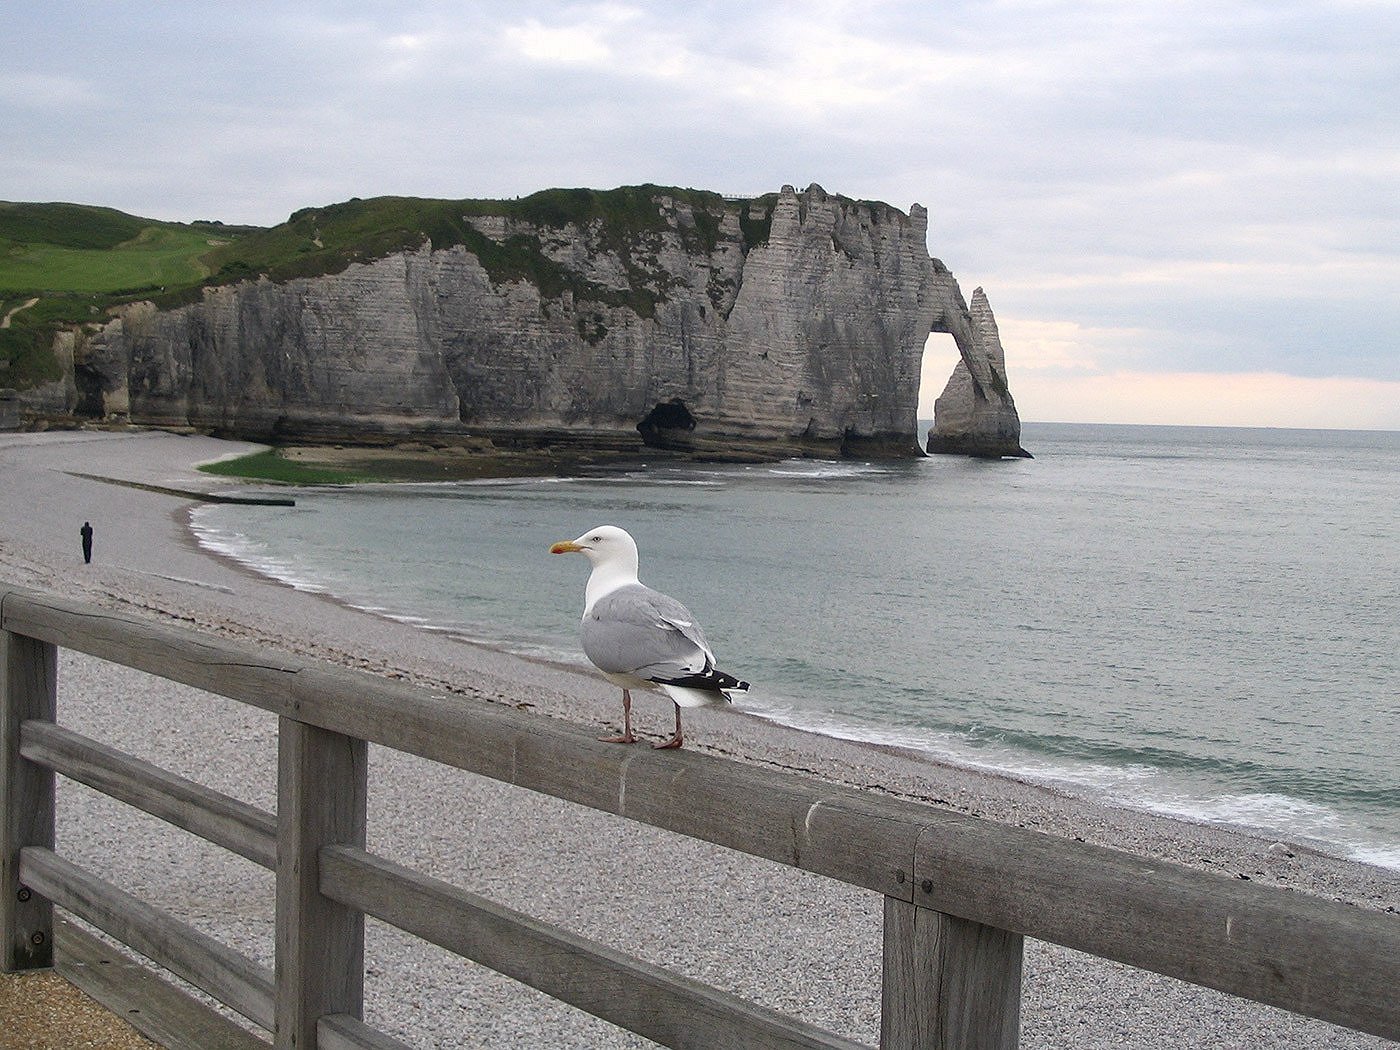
xmin=62 ymin=185 xmax=1026 ymax=459
xmin=926 ymin=287 xmax=1030 ymax=458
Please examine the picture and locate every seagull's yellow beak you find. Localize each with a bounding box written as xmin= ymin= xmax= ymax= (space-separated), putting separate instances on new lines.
xmin=550 ymin=540 xmax=584 ymax=554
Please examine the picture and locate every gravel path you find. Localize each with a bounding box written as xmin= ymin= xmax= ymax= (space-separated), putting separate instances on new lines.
xmin=0 ymin=968 xmax=160 ymax=1050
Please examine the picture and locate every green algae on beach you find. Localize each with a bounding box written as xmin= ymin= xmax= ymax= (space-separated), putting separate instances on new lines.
xmin=197 ymin=448 xmax=381 ymax=485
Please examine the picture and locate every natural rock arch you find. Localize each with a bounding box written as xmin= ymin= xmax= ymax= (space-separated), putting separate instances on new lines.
xmin=926 ymin=284 xmax=1031 ymax=458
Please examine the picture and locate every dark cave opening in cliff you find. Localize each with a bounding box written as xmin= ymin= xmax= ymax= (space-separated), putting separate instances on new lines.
xmin=72 ymin=362 xmax=106 ymax=418
xmin=637 ymin=398 xmax=697 ymax=449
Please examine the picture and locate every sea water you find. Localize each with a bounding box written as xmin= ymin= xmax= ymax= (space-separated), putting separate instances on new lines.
xmin=189 ymin=423 xmax=1400 ymax=869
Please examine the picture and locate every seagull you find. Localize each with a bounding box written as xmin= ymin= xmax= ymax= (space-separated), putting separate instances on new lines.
xmin=549 ymin=525 xmax=749 ymax=749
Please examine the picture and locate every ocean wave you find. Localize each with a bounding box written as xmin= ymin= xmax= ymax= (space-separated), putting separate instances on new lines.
xmin=766 ymin=461 xmax=888 ymax=479
xmin=1111 ymin=788 xmax=1400 ymax=872
xmin=538 ymin=473 xmax=730 ymax=489
xmin=1350 ymin=844 xmax=1400 ymax=870
xmin=190 ymin=520 xmax=324 ymax=593
xmin=731 ymin=693 xmax=1400 ymax=871
xmin=192 ymin=510 xmax=586 ymax=668
xmin=1138 ymin=790 xmax=1341 ymax=829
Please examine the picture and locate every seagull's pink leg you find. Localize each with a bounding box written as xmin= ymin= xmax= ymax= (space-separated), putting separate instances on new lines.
xmin=600 ymin=688 xmax=637 ymax=744
xmin=653 ymin=703 xmax=684 ymax=749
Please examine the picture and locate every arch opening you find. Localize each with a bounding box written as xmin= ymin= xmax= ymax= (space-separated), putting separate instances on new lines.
xmin=918 ymin=332 xmax=961 ymax=445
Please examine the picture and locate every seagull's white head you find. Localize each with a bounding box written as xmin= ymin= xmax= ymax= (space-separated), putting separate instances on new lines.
xmin=550 ymin=525 xmax=644 ymax=607
xmin=549 ymin=524 xmax=639 ymax=567
xmin=550 ymin=525 xmax=641 ymax=610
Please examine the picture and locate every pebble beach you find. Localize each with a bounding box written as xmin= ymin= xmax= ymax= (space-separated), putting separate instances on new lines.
xmin=0 ymin=428 xmax=1395 ymax=1049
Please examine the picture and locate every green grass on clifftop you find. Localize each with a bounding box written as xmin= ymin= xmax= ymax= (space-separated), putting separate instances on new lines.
xmin=1 ymin=224 xmax=222 ymax=294
xmin=2 ymin=186 xmax=787 ymax=393
xmin=0 ymin=202 xmax=249 ymax=294
xmin=191 ymin=186 xmax=739 ymax=316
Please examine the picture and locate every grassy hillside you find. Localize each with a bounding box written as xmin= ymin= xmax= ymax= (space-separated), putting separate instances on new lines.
xmin=0 ymin=202 xmax=257 ymax=388
xmin=0 ymin=202 xmax=258 ymax=388
xmin=1 ymin=224 xmax=223 ymax=294
xmin=0 ymin=186 xmax=776 ymax=392
xmin=0 ymin=202 xmax=252 ymax=293
xmin=0 ymin=202 xmax=151 ymax=250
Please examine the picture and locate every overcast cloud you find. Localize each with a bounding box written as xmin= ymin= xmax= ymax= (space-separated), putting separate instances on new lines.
xmin=4 ymin=1 xmax=1397 ymax=427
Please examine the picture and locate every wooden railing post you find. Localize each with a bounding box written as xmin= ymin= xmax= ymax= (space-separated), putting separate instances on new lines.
xmin=275 ymin=717 xmax=367 ymax=1050
xmin=1 ymin=629 xmax=57 ymax=971
xmin=881 ymin=896 xmax=1023 ymax=1049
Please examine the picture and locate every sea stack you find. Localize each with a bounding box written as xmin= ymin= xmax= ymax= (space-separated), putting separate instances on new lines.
xmin=927 ymin=287 xmax=1032 ymax=458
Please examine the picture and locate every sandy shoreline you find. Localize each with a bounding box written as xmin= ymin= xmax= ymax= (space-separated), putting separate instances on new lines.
xmin=0 ymin=428 xmax=1395 ymax=1048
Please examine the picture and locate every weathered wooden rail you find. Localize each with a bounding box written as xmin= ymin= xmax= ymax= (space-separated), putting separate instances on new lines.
xmin=2 ymin=583 xmax=1397 ymax=1049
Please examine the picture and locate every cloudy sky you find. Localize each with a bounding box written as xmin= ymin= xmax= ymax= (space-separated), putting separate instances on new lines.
xmin=5 ymin=1 xmax=1397 ymax=428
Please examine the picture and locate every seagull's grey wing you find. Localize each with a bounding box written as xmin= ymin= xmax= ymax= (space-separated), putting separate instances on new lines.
xmin=581 ymin=584 xmax=714 ymax=682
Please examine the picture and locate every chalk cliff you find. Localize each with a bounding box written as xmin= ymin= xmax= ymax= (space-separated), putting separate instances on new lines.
xmin=926 ymin=287 xmax=1031 ymax=458
xmin=55 ymin=185 xmax=1025 ymax=459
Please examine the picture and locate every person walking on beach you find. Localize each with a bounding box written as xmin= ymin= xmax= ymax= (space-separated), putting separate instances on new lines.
xmin=80 ymin=521 xmax=93 ymax=564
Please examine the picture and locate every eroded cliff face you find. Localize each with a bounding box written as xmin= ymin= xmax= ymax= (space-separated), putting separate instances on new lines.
xmin=64 ymin=184 xmax=1024 ymax=458
xmin=926 ymin=287 xmax=1031 ymax=458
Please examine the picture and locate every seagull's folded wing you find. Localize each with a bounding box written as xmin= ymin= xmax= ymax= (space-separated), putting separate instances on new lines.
xmin=581 ymin=584 xmax=715 ymax=681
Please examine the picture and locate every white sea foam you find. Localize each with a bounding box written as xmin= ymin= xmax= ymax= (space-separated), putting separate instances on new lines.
xmin=766 ymin=461 xmax=888 ymax=479
xmin=189 ymin=513 xmax=338 ymax=597
xmin=735 ymin=691 xmax=1400 ymax=871
xmin=1118 ymin=790 xmax=1400 ymax=872
xmin=1349 ymin=844 xmax=1400 ymax=870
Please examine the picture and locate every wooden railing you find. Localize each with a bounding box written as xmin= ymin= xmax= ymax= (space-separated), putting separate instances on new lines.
xmin=2 ymin=583 xmax=1397 ymax=1049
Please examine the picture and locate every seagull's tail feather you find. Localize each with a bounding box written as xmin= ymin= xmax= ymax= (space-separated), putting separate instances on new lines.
xmin=657 ymin=669 xmax=749 ymax=708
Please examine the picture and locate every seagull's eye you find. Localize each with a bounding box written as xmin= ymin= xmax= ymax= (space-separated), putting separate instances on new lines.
xmin=590 ymin=535 xmax=603 ymax=543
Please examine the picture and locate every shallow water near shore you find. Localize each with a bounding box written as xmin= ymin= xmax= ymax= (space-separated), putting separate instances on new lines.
xmin=190 ymin=422 xmax=1400 ymax=869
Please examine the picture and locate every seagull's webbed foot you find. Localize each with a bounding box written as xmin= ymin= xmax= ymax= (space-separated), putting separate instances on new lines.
xmin=600 ymin=689 xmax=637 ymax=744
xmin=652 ymin=703 xmax=684 ymax=749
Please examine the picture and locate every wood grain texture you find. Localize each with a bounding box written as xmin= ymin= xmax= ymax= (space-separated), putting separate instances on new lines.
xmin=319 ymin=845 xmax=866 ymax=1050
xmin=286 ymin=659 xmax=926 ymax=901
xmin=275 ymin=718 xmax=367 ymax=1050
xmin=317 ymin=1013 xmax=414 ymax=1050
xmin=57 ymin=918 xmax=269 ymax=1050
xmin=912 ymin=819 xmax=1399 ymax=1040
xmin=0 ymin=586 xmax=925 ymax=899
xmin=1 ymin=628 xmax=56 ymax=971
xmin=18 ymin=845 xmax=274 ymax=1028
xmin=881 ymin=897 xmax=1021 ymax=1050
xmin=19 ymin=720 xmax=276 ymax=869
xmin=0 ymin=589 xmax=304 ymax=712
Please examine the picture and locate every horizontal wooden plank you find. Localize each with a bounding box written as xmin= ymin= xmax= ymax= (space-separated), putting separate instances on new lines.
xmin=319 ymin=845 xmax=868 ymax=1050
xmin=913 ymin=820 xmax=1400 ymax=1041
xmin=56 ymin=918 xmax=269 ymax=1050
xmin=20 ymin=720 xmax=276 ymax=869
xmin=318 ymin=1013 xmax=413 ymax=1050
xmin=283 ymin=660 xmax=926 ymax=901
xmin=1 ymin=588 xmax=304 ymax=716
xmin=1 ymin=585 xmax=921 ymax=900
xmin=19 ymin=846 xmax=275 ymax=1031
xmin=337 ymin=665 xmax=933 ymax=898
